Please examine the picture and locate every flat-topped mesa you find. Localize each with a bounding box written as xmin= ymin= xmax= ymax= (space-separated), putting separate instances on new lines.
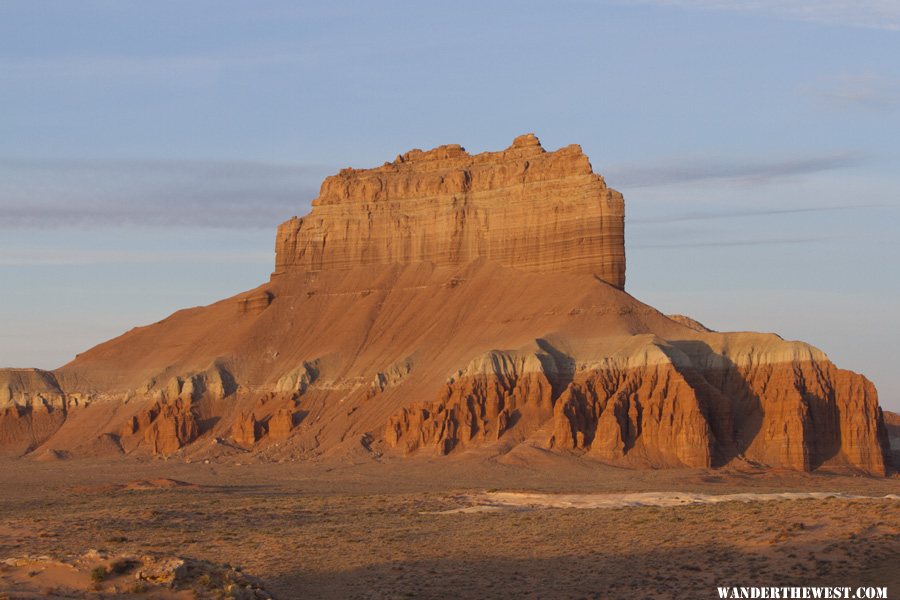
xmin=274 ymin=134 xmax=626 ymax=288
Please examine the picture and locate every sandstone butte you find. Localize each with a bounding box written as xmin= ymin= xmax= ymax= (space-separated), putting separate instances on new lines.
xmin=0 ymin=134 xmax=893 ymax=475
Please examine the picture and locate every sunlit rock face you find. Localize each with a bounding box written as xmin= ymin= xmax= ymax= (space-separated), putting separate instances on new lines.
xmin=274 ymin=133 xmax=626 ymax=289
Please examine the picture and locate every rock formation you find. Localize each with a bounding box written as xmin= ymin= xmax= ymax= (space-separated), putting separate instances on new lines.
xmin=386 ymin=351 xmax=555 ymax=455
xmin=268 ymin=408 xmax=295 ymax=441
xmin=231 ymin=411 xmax=262 ymax=446
xmin=0 ymin=134 xmax=891 ymax=475
xmin=120 ymin=399 xmax=199 ymax=456
xmin=273 ymin=133 xmax=625 ymax=288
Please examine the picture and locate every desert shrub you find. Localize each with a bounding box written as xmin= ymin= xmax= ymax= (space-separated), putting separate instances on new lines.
xmin=90 ymin=566 xmax=107 ymax=582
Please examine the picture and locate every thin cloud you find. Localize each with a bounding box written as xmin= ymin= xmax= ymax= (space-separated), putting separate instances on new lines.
xmin=630 ymin=236 xmax=832 ymax=249
xmin=0 ymin=248 xmax=273 ymax=266
xmin=806 ymin=72 xmax=900 ymax=111
xmin=605 ymin=152 xmax=863 ymax=188
xmin=0 ymin=52 xmax=314 ymax=82
xmin=615 ymin=0 xmax=900 ymax=31
xmin=630 ymin=203 xmax=885 ymax=224
xmin=0 ymin=158 xmax=331 ymax=229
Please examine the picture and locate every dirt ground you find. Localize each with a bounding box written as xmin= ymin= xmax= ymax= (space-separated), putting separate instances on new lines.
xmin=1 ymin=452 xmax=898 ymax=599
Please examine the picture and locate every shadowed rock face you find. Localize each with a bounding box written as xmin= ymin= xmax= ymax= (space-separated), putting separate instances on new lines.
xmin=884 ymin=411 xmax=900 ymax=466
xmin=0 ymin=135 xmax=891 ymax=474
xmin=274 ymin=134 xmax=626 ymax=289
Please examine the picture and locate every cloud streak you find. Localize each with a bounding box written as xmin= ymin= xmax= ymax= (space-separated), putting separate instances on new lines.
xmin=630 ymin=236 xmax=833 ymax=249
xmin=0 ymin=51 xmax=316 ymax=83
xmin=616 ymin=0 xmax=900 ymax=31
xmin=629 ymin=203 xmax=885 ymax=224
xmin=805 ymin=72 xmax=900 ymax=111
xmin=604 ymin=152 xmax=863 ymax=188
xmin=0 ymin=158 xmax=331 ymax=229
xmin=0 ymin=248 xmax=273 ymax=266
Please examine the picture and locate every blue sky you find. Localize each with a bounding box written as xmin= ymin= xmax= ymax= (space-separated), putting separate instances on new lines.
xmin=1 ymin=1 xmax=898 ymax=409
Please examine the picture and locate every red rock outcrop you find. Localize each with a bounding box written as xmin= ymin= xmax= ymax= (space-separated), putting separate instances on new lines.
xmin=385 ymin=334 xmax=891 ymax=474
xmin=120 ymin=399 xmax=199 ymax=456
xmin=541 ymin=336 xmax=890 ymax=472
xmin=391 ymin=341 xmax=690 ymax=465
xmin=147 ymin=401 xmax=198 ymax=455
xmin=273 ymin=134 xmax=626 ymax=289
xmin=549 ymin=362 xmax=718 ymax=469
xmin=268 ymin=408 xmax=295 ymax=441
xmin=385 ymin=351 xmax=555 ymax=454
xmin=231 ymin=411 xmax=262 ymax=446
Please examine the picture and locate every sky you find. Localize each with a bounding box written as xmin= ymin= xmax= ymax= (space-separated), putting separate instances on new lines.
xmin=0 ymin=0 xmax=898 ymax=409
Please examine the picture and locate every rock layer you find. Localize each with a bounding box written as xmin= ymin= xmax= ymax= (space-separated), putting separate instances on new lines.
xmin=274 ymin=134 xmax=626 ymax=288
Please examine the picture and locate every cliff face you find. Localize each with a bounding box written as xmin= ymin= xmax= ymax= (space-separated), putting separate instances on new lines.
xmin=385 ymin=351 xmax=556 ymax=455
xmin=0 ymin=135 xmax=891 ymax=475
xmin=273 ymin=134 xmax=626 ymax=289
xmin=383 ymin=335 xmax=890 ymax=474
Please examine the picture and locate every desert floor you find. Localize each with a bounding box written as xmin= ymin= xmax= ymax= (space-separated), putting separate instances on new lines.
xmin=1 ymin=451 xmax=898 ymax=599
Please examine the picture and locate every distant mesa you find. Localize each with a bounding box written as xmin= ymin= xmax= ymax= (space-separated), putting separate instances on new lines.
xmin=0 ymin=134 xmax=892 ymax=475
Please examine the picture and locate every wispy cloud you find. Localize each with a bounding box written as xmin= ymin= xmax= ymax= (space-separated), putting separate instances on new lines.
xmin=630 ymin=203 xmax=885 ymax=224
xmin=0 ymin=51 xmax=314 ymax=82
xmin=0 ymin=158 xmax=331 ymax=229
xmin=0 ymin=248 xmax=273 ymax=266
xmin=805 ymin=72 xmax=900 ymax=111
xmin=631 ymin=236 xmax=833 ymax=249
xmin=616 ymin=0 xmax=900 ymax=31
xmin=605 ymin=152 xmax=863 ymax=188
